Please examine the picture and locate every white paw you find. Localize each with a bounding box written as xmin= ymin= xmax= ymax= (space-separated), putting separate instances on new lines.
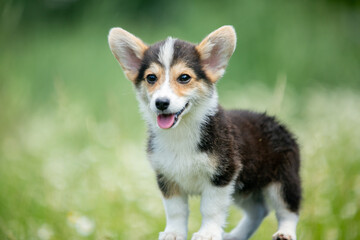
xmin=272 ymin=231 xmax=296 ymax=240
xmin=191 ymin=231 xmax=222 ymax=240
xmin=159 ymin=231 xmax=186 ymax=240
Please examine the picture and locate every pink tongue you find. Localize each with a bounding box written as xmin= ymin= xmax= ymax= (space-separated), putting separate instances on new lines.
xmin=157 ymin=114 xmax=175 ymax=129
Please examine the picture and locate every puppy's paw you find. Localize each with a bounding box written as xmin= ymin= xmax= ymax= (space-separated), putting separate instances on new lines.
xmin=159 ymin=231 xmax=186 ymax=240
xmin=191 ymin=231 xmax=222 ymax=240
xmin=272 ymin=231 xmax=296 ymax=240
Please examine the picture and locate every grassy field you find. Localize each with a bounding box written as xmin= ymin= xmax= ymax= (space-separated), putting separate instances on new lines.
xmin=1 ymin=1 xmax=360 ymax=239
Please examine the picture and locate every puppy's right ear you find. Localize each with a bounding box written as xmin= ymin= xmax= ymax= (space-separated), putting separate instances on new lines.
xmin=108 ymin=28 xmax=148 ymax=82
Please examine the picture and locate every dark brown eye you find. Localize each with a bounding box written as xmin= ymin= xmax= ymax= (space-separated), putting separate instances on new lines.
xmin=177 ymin=74 xmax=191 ymax=84
xmin=146 ymin=74 xmax=157 ymax=84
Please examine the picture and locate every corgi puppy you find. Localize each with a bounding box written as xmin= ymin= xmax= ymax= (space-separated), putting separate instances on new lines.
xmin=108 ymin=26 xmax=301 ymax=240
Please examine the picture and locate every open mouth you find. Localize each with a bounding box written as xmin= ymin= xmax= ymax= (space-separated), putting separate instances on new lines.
xmin=157 ymin=103 xmax=189 ymax=129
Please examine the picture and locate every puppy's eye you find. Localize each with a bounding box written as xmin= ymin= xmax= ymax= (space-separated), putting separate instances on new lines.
xmin=177 ymin=74 xmax=191 ymax=84
xmin=146 ymin=74 xmax=157 ymax=84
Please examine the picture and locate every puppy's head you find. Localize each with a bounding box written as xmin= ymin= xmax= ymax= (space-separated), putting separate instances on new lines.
xmin=108 ymin=26 xmax=236 ymax=129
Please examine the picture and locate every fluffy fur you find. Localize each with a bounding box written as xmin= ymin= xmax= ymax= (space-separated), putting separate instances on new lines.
xmin=108 ymin=26 xmax=301 ymax=240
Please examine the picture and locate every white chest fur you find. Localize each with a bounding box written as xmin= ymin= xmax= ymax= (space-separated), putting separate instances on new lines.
xmin=148 ymin=122 xmax=216 ymax=195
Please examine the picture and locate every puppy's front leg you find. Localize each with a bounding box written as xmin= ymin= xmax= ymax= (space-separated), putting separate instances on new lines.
xmin=192 ymin=184 xmax=234 ymax=240
xmin=159 ymin=194 xmax=189 ymax=240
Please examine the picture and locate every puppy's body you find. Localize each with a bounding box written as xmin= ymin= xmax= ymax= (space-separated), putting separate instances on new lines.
xmin=109 ymin=26 xmax=301 ymax=240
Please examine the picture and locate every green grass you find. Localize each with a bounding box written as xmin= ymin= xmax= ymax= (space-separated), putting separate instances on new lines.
xmin=1 ymin=1 xmax=360 ymax=239
xmin=1 ymin=83 xmax=359 ymax=240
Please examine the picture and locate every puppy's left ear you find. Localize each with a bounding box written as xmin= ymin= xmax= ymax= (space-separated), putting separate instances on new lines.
xmin=196 ymin=25 xmax=236 ymax=83
xmin=108 ymin=28 xmax=148 ymax=82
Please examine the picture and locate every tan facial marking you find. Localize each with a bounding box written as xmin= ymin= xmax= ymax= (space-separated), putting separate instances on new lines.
xmin=144 ymin=62 xmax=165 ymax=94
xmin=169 ymin=62 xmax=205 ymax=97
xmin=143 ymin=61 xmax=209 ymax=99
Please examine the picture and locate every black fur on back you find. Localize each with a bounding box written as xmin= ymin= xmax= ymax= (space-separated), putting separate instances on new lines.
xmin=198 ymin=106 xmax=302 ymax=213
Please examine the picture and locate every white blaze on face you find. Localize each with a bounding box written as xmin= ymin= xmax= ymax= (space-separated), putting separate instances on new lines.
xmin=150 ymin=37 xmax=192 ymax=129
xmin=156 ymin=37 xmax=175 ymax=100
xmin=150 ymin=37 xmax=185 ymax=115
xmin=158 ymin=37 xmax=175 ymax=76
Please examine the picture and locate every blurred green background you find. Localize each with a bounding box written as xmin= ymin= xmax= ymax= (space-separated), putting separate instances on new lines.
xmin=1 ymin=0 xmax=360 ymax=239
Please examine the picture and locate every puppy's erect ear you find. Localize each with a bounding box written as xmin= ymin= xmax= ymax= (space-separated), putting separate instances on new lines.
xmin=108 ymin=28 xmax=148 ymax=82
xmin=196 ymin=26 xmax=236 ymax=83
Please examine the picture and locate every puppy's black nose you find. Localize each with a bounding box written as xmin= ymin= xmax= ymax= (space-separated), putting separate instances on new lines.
xmin=155 ymin=98 xmax=170 ymax=111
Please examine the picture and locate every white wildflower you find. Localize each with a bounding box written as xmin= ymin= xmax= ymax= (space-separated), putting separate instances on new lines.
xmin=37 ymin=224 xmax=53 ymax=240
